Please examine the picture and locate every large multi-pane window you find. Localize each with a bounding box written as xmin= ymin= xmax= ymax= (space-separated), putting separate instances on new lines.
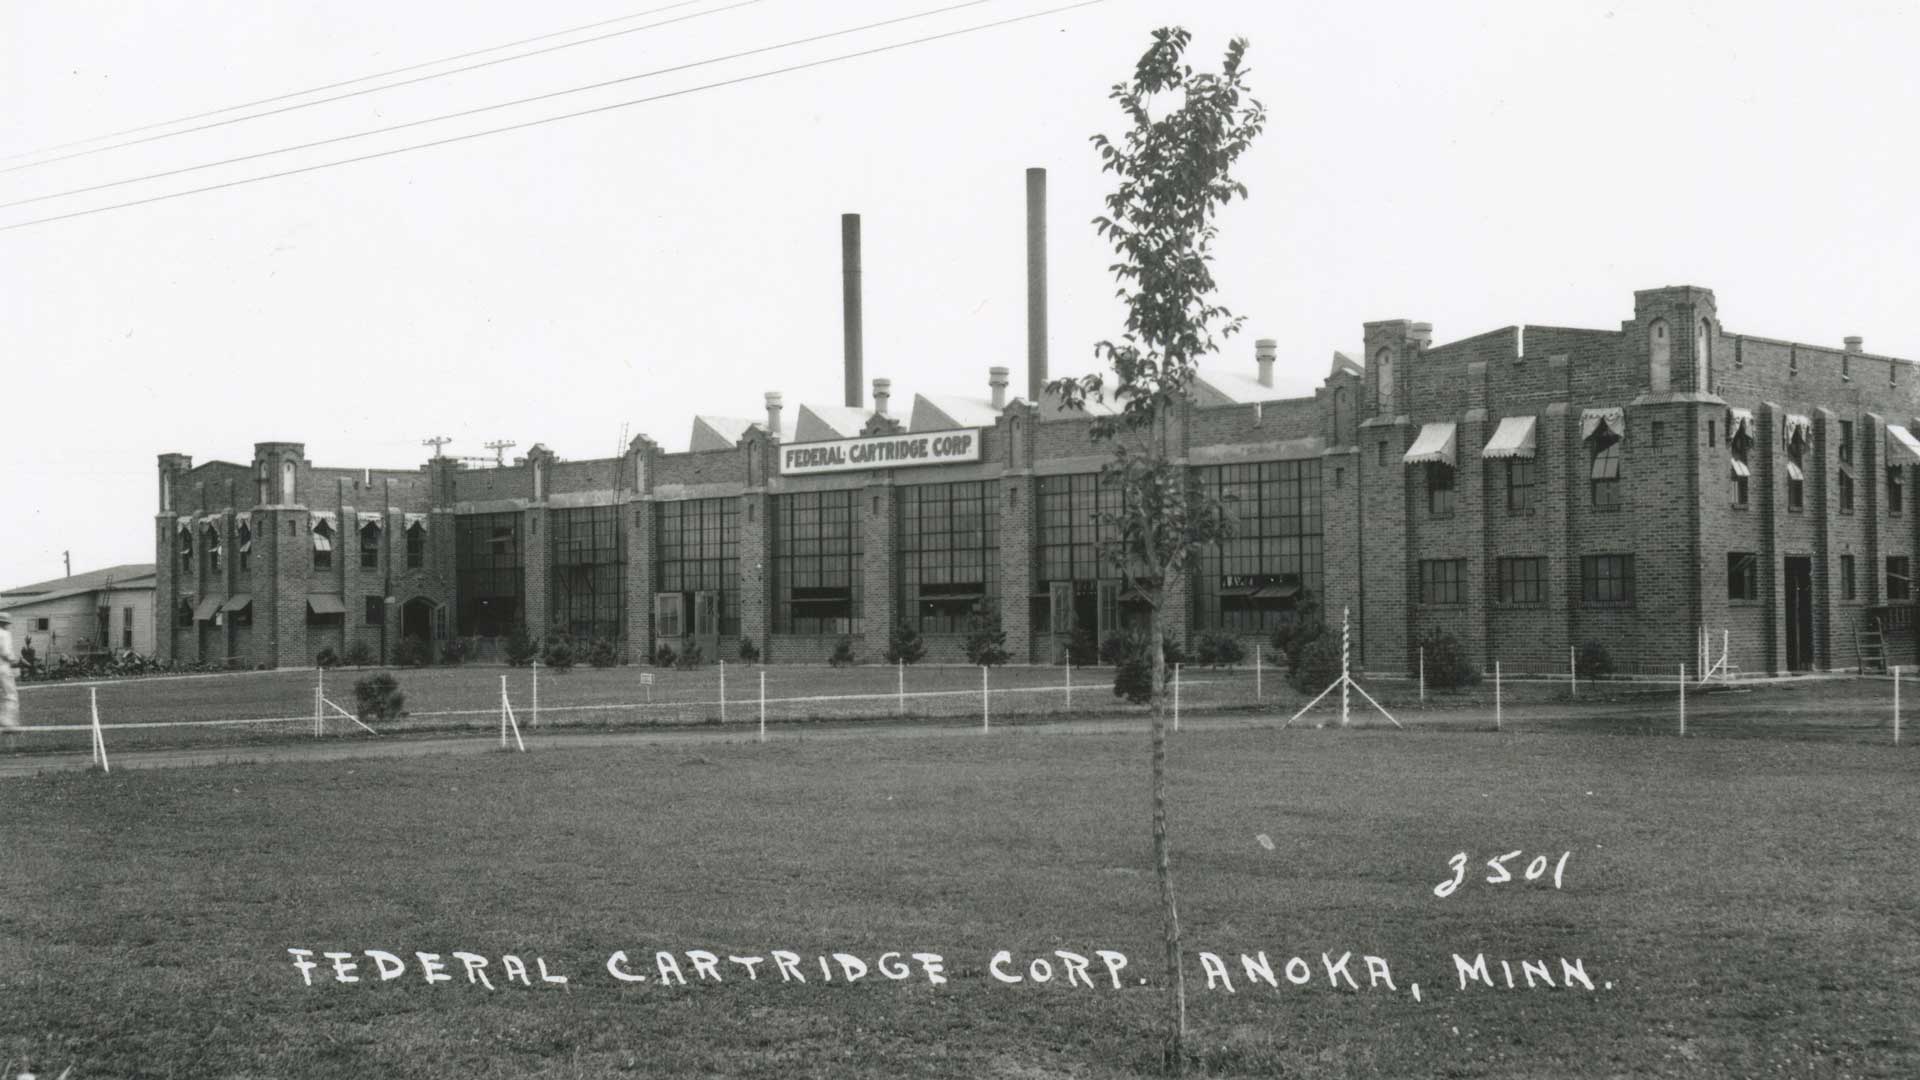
xmin=1418 ymin=559 xmax=1466 ymax=605
xmin=1580 ymin=554 xmax=1634 ymax=605
xmin=1195 ymin=460 xmax=1324 ymax=632
xmin=773 ymin=491 xmax=861 ymax=634
xmin=553 ymin=506 xmax=626 ymax=641
xmin=655 ymin=499 xmax=737 ymax=638
xmin=455 ymin=512 xmax=522 ymax=636
xmin=1495 ymin=556 xmax=1545 ymax=605
xmin=899 ymin=482 xmax=1000 ymax=633
xmin=1037 ymin=474 xmax=1120 ymax=585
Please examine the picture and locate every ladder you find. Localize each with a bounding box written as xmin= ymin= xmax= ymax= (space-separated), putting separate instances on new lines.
xmin=1855 ymin=614 xmax=1887 ymax=675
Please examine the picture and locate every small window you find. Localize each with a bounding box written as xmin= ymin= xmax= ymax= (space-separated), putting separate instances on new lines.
xmin=1839 ymin=421 xmax=1855 ymax=465
xmin=365 ymin=596 xmax=385 ymax=626
xmin=406 ymin=521 xmax=426 ymax=568
xmin=1891 ymin=467 xmax=1905 ymax=516
xmin=1890 ymin=556 xmax=1911 ymax=601
xmin=1377 ymin=441 xmax=1388 ymax=466
xmin=1650 ymin=421 xmax=1665 ymax=449
xmin=1707 ymin=420 xmax=1716 ymax=448
xmin=1334 ymin=467 xmax=1345 ymax=488
xmin=1426 ymin=463 xmax=1456 ymax=517
xmin=1730 ymin=423 xmax=1751 ymax=508
xmin=178 ymin=528 xmax=193 ymax=573
xmin=238 ymin=521 xmax=252 ymax=572
xmin=1419 ymin=559 xmax=1466 ymax=605
xmin=655 ymin=593 xmax=684 ymax=638
xmin=176 ymin=599 xmax=194 ymax=628
xmin=360 ymin=521 xmax=382 ymax=569
xmin=1727 ymin=552 xmax=1758 ymax=601
xmin=1590 ymin=435 xmax=1623 ymax=509
xmin=1505 ymin=457 xmax=1537 ymax=514
xmin=1839 ymin=470 xmax=1855 ymax=514
xmin=1580 ymin=555 xmax=1634 ymax=605
xmin=1496 ymin=556 xmax=1545 ymax=605
xmin=312 ymin=519 xmax=335 ymax=570
xmin=1841 ymin=554 xmax=1857 ymax=601
xmin=37 ymin=616 xmax=51 ymax=632
xmin=205 ymin=526 xmax=222 ymax=575
xmin=122 ymin=606 xmax=135 ymax=649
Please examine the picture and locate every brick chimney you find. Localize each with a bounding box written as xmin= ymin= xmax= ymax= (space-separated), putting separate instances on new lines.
xmin=1845 ymin=336 xmax=1864 ymax=353
xmin=1255 ymin=339 xmax=1277 ymax=388
xmin=1410 ymin=322 xmax=1433 ymax=350
xmin=872 ymin=378 xmax=891 ymax=416
xmin=989 ymin=366 xmax=1010 ymax=409
xmin=765 ymin=392 xmax=784 ymax=438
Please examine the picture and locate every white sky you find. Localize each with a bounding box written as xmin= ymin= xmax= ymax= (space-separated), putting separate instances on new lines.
xmin=3 ymin=0 xmax=1918 ymax=591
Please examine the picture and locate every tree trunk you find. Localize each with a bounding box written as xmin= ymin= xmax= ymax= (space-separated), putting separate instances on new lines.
xmin=1149 ymin=604 xmax=1187 ymax=1073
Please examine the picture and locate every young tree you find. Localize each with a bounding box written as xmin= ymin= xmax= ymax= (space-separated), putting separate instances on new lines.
xmin=1048 ymin=27 xmax=1265 ymax=1072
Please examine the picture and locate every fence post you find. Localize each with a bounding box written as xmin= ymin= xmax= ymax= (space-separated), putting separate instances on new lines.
xmin=1340 ymin=607 xmax=1351 ymax=728
xmin=1569 ymin=645 xmax=1576 ymax=699
xmin=1721 ymin=629 xmax=1729 ymax=684
xmin=1173 ymin=663 xmax=1182 ymax=733
xmin=1494 ymin=660 xmax=1501 ymax=731
xmin=531 ymin=659 xmax=540 ymax=728
xmin=1894 ymin=665 xmax=1901 ymax=746
xmin=719 ymin=660 xmax=726 ymax=724
xmin=1419 ymin=647 xmax=1425 ymax=707
xmin=898 ymin=659 xmax=905 ymax=717
xmin=1255 ymin=647 xmax=1262 ymax=700
xmin=499 ymin=674 xmax=509 ymax=749
xmin=314 ymin=668 xmax=323 ymax=738
xmin=1065 ymin=662 xmax=1072 ymax=712
xmin=982 ymin=666 xmax=989 ymax=732
xmin=1678 ymin=664 xmax=1686 ymax=737
xmin=90 ymin=687 xmax=110 ymax=773
xmin=759 ymin=670 xmax=766 ymax=744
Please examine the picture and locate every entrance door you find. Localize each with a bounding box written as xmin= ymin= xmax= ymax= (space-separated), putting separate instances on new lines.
xmin=1049 ymin=582 xmax=1075 ymax=664
xmin=401 ymin=598 xmax=433 ymax=643
xmin=1784 ymin=556 xmax=1814 ymax=671
xmin=693 ymin=590 xmax=720 ymax=660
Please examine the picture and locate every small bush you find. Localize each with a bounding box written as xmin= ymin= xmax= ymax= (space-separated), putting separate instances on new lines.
xmin=439 ymin=637 xmax=470 ymax=666
xmin=585 ymin=638 xmax=620 ymax=668
xmin=342 ymin=640 xmax=375 ymax=668
xmin=1415 ymin=629 xmax=1481 ymax=689
xmin=394 ymin=635 xmax=432 ymax=668
xmin=1285 ymin=634 xmax=1344 ymax=695
xmin=1108 ymin=630 xmax=1180 ymax=705
xmin=654 ymin=643 xmax=678 ymax=668
xmin=825 ymin=630 xmax=856 ymax=664
xmin=1196 ymin=633 xmax=1245 ymax=668
xmin=1067 ymin=625 xmax=1099 ymax=667
xmin=963 ymin=608 xmax=1011 ymax=667
xmin=883 ymin=622 xmax=928 ymax=665
xmin=737 ymin=638 xmax=762 ymax=664
xmin=315 ymin=646 xmax=340 ymax=669
xmin=1576 ymin=639 xmax=1615 ymax=680
xmin=504 ymin=625 xmax=538 ymax=667
xmin=1099 ymin=632 xmax=1131 ymax=667
xmin=674 ymin=643 xmax=706 ymax=670
xmin=543 ymin=635 xmax=576 ymax=672
xmin=1161 ymin=635 xmax=1188 ymax=668
xmin=352 ymin=673 xmax=406 ymax=723
xmin=1269 ymin=586 xmax=1326 ymax=670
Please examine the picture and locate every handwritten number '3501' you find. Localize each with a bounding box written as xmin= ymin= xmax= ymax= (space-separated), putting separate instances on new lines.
xmin=1433 ymin=851 xmax=1570 ymax=898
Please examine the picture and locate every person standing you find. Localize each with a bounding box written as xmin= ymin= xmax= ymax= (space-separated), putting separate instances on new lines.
xmin=0 ymin=610 xmax=20 ymax=733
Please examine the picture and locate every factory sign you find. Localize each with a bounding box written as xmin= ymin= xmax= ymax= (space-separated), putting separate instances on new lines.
xmin=779 ymin=429 xmax=981 ymax=476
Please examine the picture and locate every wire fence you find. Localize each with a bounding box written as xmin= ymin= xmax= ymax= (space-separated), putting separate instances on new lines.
xmin=6 ymin=655 xmax=1914 ymax=764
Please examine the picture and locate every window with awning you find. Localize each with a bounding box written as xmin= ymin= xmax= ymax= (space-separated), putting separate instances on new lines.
xmin=192 ymin=595 xmax=225 ymax=622
xmin=1728 ymin=408 xmax=1753 ymax=507
xmin=1784 ymin=419 xmax=1809 ymax=511
xmin=1887 ymin=424 xmax=1920 ymax=465
xmin=311 ymin=513 xmax=336 ymax=570
xmin=1403 ymin=422 xmax=1458 ymax=466
xmin=1481 ymin=416 xmax=1537 ymax=459
xmin=1584 ymin=408 xmax=1625 ymax=509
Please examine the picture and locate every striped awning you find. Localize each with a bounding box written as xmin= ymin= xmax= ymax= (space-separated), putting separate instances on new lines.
xmin=222 ymin=594 xmax=252 ymax=613
xmin=1481 ymin=416 xmax=1537 ymax=459
xmin=404 ymin=512 xmax=428 ymax=530
xmin=357 ymin=511 xmax=383 ymax=528
xmin=1888 ymin=425 xmax=1920 ymax=464
xmin=1727 ymin=407 xmax=1754 ymax=441
xmin=1581 ymin=407 xmax=1625 ymax=442
xmin=1730 ymin=458 xmax=1750 ymax=478
xmin=1784 ymin=414 xmax=1812 ymax=448
xmin=1403 ymin=422 xmax=1458 ymax=466
xmin=193 ymin=595 xmax=226 ymax=621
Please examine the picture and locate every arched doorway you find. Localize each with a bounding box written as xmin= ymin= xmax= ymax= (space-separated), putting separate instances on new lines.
xmin=401 ymin=597 xmax=435 ymax=644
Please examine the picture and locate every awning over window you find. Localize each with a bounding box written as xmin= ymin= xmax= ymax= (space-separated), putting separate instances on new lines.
xmin=1216 ymin=584 xmax=1258 ymax=598
xmin=1888 ymin=425 xmax=1920 ymax=464
xmin=1784 ymin=414 xmax=1812 ymax=448
xmin=1481 ymin=415 xmax=1537 ymax=459
xmin=193 ymin=595 xmax=226 ymax=621
xmin=1730 ymin=459 xmax=1750 ymax=478
xmin=306 ymin=595 xmax=347 ymax=616
xmin=199 ymin=514 xmax=221 ymax=528
xmin=1581 ymin=407 xmax=1625 ymax=442
xmin=1254 ymin=580 xmax=1302 ymax=600
xmin=358 ymin=511 xmax=383 ymax=528
xmin=236 ymin=512 xmax=252 ymax=552
xmin=1403 ymin=422 xmax=1458 ymax=466
xmin=404 ymin=513 xmax=428 ymax=531
xmin=312 ymin=529 xmax=332 ymax=553
xmin=1786 ymin=461 xmax=1804 ymax=482
xmin=1727 ymin=407 xmax=1755 ymax=441
xmin=222 ymin=594 xmax=252 ymax=613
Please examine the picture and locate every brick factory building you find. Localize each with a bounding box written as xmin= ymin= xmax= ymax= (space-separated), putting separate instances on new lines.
xmin=150 ymin=275 xmax=1919 ymax=678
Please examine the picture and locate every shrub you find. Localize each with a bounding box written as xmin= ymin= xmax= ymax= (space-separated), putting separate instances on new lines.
xmin=883 ymin=622 xmax=928 ymax=665
xmin=1576 ymin=639 xmax=1616 ymax=680
xmin=674 ymin=643 xmax=706 ymax=670
xmin=1107 ymin=630 xmax=1182 ymax=705
xmin=352 ymin=673 xmax=406 ymax=723
xmin=1269 ymin=586 xmax=1326 ymax=671
xmin=1196 ymin=633 xmax=1245 ymax=668
xmin=828 ymin=636 xmax=857 ymax=668
xmin=1161 ymin=635 xmax=1188 ymax=668
xmin=963 ymin=608 xmax=1010 ymax=667
xmin=394 ymin=635 xmax=432 ymax=668
xmin=315 ymin=646 xmax=340 ymax=669
xmin=504 ymin=625 xmax=538 ymax=667
xmin=542 ymin=635 xmax=576 ymax=672
xmin=1099 ymin=632 xmax=1131 ymax=667
xmin=585 ymin=638 xmax=620 ymax=668
xmin=1067 ymin=625 xmax=1099 ymax=667
xmin=439 ymin=637 xmax=470 ymax=666
xmin=342 ymin=640 xmax=375 ymax=668
xmin=1414 ymin=629 xmax=1481 ymax=689
xmin=654 ymin=643 xmax=678 ymax=668
xmin=1285 ymin=634 xmax=1344 ymax=695
xmin=737 ymin=638 xmax=762 ymax=664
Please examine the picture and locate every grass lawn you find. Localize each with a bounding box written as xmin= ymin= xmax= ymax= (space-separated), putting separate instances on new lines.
xmin=2 ymin=724 xmax=1916 ymax=1077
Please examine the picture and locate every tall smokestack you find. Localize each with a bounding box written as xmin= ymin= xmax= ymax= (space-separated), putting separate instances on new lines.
xmin=842 ymin=213 xmax=863 ymax=409
xmin=1026 ymin=168 xmax=1048 ymax=404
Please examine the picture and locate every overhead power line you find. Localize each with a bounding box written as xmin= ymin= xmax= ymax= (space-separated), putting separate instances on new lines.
xmin=0 ymin=0 xmax=1103 ymax=234
xmin=1 ymin=0 xmax=768 ymax=177
xmin=1 ymin=0 xmax=996 ymax=213
xmin=2 ymin=0 xmax=729 ymax=165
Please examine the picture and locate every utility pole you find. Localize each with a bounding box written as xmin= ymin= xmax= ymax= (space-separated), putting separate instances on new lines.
xmin=483 ymin=439 xmax=517 ymax=466
xmin=422 ymin=435 xmax=452 ymax=458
